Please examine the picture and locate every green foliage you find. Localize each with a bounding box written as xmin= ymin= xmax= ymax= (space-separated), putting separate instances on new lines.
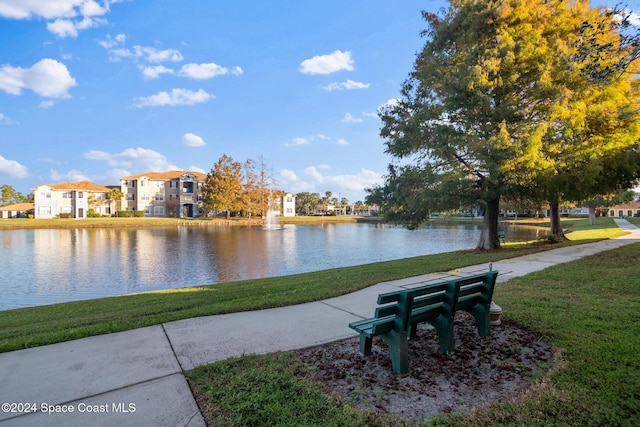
xmin=372 ymin=0 xmax=640 ymax=248
xmin=1 ymin=184 xmax=28 ymax=206
xmin=201 ymin=154 xmax=245 ymax=219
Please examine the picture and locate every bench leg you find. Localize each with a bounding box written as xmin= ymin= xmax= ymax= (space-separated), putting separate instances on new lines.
xmin=384 ymin=331 xmax=409 ymax=374
xmin=431 ymin=315 xmax=456 ymax=354
xmin=359 ymin=334 xmax=373 ymax=356
xmin=467 ymin=304 xmax=491 ymax=336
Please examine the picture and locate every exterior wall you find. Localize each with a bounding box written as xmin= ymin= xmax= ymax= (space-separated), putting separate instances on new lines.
xmin=281 ymin=193 xmax=296 ymax=217
xmin=607 ymin=202 xmax=640 ymax=218
xmin=119 ymin=172 xmax=204 ymax=218
xmin=33 ymin=184 xmax=111 ymax=219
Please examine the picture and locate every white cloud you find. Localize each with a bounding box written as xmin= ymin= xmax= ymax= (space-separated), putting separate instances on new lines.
xmin=47 ymin=15 xmax=106 ymax=38
xmin=178 ymin=63 xmax=243 ymax=79
xmin=182 ymin=132 xmax=206 ymax=147
xmin=279 ymin=165 xmax=383 ymax=200
xmin=0 ymin=154 xmax=28 ymax=178
xmin=139 ymin=65 xmax=175 ymax=79
xmin=322 ymin=80 xmax=370 ymax=91
xmin=49 ymin=168 xmax=89 ymax=182
xmin=109 ymin=45 xmax=184 ymax=63
xmin=342 ymin=113 xmax=363 ymax=123
xmin=378 ymin=98 xmax=399 ymax=114
xmin=0 ymin=113 xmax=16 ymax=125
xmin=98 ymin=33 xmax=125 ymax=49
xmin=0 ymin=0 xmax=119 ymax=37
xmin=0 ymin=0 xmax=83 ymax=19
xmin=39 ymin=100 xmax=55 ymax=108
xmin=285 ymin=137 xmax=311 ymax=147
xmin=299 ymin=50 xmax=354 ymax=75
xmin=132 ymin=88 xmax=214 ymax=108
xmin=47 ymin=18 xmax=78 ymax=37
xmin=0 ymin=59 xmax=77 ymax=98
xmin=188 ymin=165 xmax=206 ymax=174
xmin=279 ymin=169 xmax=298 ymax=181
xmin=84 ymin=147 xmax=179 ymax=172
xmin=336 ymin=138 xmax=348 ymax=145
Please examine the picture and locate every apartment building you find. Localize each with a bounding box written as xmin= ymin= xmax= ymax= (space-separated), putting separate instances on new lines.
xmin=33 ymin=181 xmax=115 ymax=219
xmin=120 ymin=170 xmax=207 ymax=218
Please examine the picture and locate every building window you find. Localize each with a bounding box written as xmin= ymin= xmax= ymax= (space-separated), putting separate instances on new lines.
xmin=127 ymin=194 xmax=135 ymax=201
xmin=156 ymin=181 xmax=164 ymax=188
xmin=154 ymin=206 xmax=165 ymax=215
xmin=62 ymin=191 xmax=73 ymax=199
xmin=39 ymin=206 xmax=51 ymax=215
xmin=144 ymin=206 xmax=151 ymax=215
xmin=40 ymin=191 xmax=51 ymax=199
xmin=170 ymin=180 xmax=178 ymax=189
xmin=61 ymin=206 xmax=72 ymax=214
xmin=78 ymin=192 xmax=84 ymax=199
xmin=155 ymin=193 xmax=164 ymax=201
xmin=141 ymin=194 xmax=150 ymax=201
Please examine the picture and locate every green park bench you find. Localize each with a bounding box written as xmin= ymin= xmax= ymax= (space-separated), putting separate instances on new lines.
xmin=348 ymin=270 xmax=499 ymax=374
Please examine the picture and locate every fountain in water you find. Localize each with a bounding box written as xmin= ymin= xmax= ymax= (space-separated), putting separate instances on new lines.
xmin=263 ymin=191 xmax=282 ymax=230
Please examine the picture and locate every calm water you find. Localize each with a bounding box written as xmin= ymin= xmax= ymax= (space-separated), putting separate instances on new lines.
xmin=0 ymin=223 xmax=541 ymax=310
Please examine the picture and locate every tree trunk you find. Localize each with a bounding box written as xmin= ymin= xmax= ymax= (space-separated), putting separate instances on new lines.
xmin=548 ymin=200 xmax=566 ymax=240
xmin=588 ymin=205 xmax=597 ymax=226
xmin=476 ymin=197 xmax=501 ymax=250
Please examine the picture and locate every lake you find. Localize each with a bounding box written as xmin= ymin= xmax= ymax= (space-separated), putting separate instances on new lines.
xmin=0 ymin=222 xmax=542 ymax=310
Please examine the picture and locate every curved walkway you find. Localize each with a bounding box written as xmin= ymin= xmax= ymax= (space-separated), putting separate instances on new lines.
xmin=1 ymin=219 xmax=638 ymax=426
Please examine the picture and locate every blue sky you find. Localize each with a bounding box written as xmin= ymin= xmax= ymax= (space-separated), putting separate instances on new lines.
xmin=0 ymin=1 xmax=635 ymax=203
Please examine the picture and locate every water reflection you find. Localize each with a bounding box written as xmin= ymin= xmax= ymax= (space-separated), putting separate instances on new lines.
xmin=0 ymin=222 xmax=542 ymax=310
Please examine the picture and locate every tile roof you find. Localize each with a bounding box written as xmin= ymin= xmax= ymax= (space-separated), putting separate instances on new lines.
xmin=37 ymin=181 xmax=113 ymax=192
xmin=609 ymin=202 xmax=640 ymax=210
xmin=120 ymin=170 xmax=208 ymax=181
xmin=0 ymin=203 xmax=34 ymax=211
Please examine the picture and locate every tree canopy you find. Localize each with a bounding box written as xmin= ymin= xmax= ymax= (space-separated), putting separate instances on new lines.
xmin=370 ymin=0 xmax=640 ymax=249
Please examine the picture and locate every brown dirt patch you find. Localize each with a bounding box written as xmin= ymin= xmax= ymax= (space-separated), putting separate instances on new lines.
xmin=295 ymin=311 xmax=553 ymax=422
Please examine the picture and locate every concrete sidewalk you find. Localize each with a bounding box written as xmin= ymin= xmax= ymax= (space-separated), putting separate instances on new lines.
xmin=1 ymin=219 xmax=638 ymax=426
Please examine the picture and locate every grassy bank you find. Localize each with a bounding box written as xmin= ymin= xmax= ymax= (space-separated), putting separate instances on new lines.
xmin=187 ymin=243 xmax=640 ymax=426
xmin=0 ymin=217 xmax=623 ymax=352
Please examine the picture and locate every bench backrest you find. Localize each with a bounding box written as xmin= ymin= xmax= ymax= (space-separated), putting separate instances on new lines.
xmin=455 ymin=271 xmax=498 ymax=310
xmin=373 ymin=280 xmax=459 ymax=333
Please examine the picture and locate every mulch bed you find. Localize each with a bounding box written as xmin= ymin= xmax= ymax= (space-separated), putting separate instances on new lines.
xmin=295 ymin=311 xmax=553 ymax=422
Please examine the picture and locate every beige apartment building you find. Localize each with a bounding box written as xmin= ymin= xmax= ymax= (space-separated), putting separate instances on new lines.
xmin=33 ymin=181 xmax=115 ymax=219
xmin=120 ymin=170 xmax=207 ymax=218
xmin=32 ymin=170 xmax=297 ymax=219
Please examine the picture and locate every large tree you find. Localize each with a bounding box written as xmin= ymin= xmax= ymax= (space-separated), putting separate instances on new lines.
xmin=202 ymin=154 xmax=245 ymax=219
xmin=243 ymin=155 xmax=277 ymax=218
xmin=524 ymin=3 xmax=640 ymax=237
xmin=374 ymin=0 xmax=639 ymax=249
xmin=1 ymin=184 xmax=28 ymax=206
